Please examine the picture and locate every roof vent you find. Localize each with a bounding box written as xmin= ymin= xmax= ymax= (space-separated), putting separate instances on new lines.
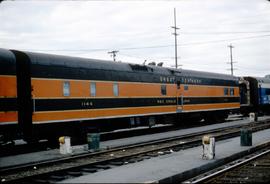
xmin=148 ymin=62 xmax=156 ymax=66
xmin=157 ymin=62 xmax=163 ymax=67
xmin=129 ymin=64 xmax=148 ymax=71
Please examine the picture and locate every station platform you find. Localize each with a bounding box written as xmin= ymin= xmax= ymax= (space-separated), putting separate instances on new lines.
xmin=60 ymin=127 xmax=270 ymax=183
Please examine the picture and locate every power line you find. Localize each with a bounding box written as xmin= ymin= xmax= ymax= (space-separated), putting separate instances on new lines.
xmin=181 ymin=30 xmax=270 ymax=35
xmin=181 ymin=34 xmax=270 ymax=46
xmin=19 ymin=33 xmax=270 ymax=53
xmin=235 ymin=64 xmax=270 ymax=72
xmin=22 ymin=44 xmax=173 ymax=53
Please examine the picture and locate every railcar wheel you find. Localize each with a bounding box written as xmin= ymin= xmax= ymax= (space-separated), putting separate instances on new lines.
xmin=204 ymin=111 xmax=228 ymax=124
xmin=25 ymin=138 xmax=39 ymax=145
xmin=0 ymin=139 xmax=15 ymax=147
xmin=47 ymin=137 xmax=59 ymax=147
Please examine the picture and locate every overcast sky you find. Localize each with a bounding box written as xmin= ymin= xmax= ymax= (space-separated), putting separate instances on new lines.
xmin=0 ymin=0 xmax=270 ymax=77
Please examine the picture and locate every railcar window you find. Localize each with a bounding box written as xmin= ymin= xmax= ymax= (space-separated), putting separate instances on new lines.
xmin=113 ymin=83 xmax=119 ymax=96
xmin=184 ymin=85 xmax=189 ymax=91
xmin=90 ymin=82 xmax=96 ymax=97
xmin=177 ymin=80 xmax=181 ymax=89
xmin=224 ymin=88 xmax=229 ymax=96
xmin=63 ymin=81 xmax=70 ymax=96
xmin=161 ymin=85 xmax=167 ymax=95
xmin=230 ymin=88 xmax=234 ymax=96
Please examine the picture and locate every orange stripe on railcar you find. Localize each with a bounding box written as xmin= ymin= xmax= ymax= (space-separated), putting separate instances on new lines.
xmin=0 ymin=75 xmax=17 ymax=97
xmin=32 ymin=105 xmax=177 ymax=123
xmin=31 ymin=78 xmax=177 ymax=98
xmin=0 ymin=112 xmax=18 ymax=123
xmin=118 ymin=83 xmax=176 ymax=97
xmin=31 ymin=78 xmax=240 ymax=99
xmin=183 ymin=103 xmax=240 ymax=111
xmin=181 ymin=85 xmax=239 ymax=97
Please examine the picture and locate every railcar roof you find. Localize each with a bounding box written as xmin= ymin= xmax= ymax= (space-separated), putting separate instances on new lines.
xmin=0 ymin=48 xmax=16 ymax=63
xmin=177 ymin=69 xmax=237 ymax=81
xmin=249 ymin=76 xmax=270 ymax=83
xmin=3 ymin=49 xmax=237 ymax=81
xmin=24 ymin=51 xmax=131 ymax=71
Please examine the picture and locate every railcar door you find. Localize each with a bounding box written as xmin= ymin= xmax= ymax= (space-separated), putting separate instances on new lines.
xmin=239 ymin=78 xmax=250 ymax=106
xmin=11 ymin=50 xmax=33 ymax=142
xmin=176 ymin=80 xmax=183 ymax=112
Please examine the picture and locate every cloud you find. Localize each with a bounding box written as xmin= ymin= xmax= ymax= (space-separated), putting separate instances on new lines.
xmin=0 ymin=0 xmax=270 ymax=77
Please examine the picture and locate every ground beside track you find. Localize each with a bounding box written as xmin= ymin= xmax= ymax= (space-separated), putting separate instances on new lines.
xmin=1 ymin=115 xmax=269 ymax=170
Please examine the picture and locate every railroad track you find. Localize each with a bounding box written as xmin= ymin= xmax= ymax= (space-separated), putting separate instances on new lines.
xmin=184 ymin=145 xmax=270 ymax=183
xmin=0 ymin=124 xmax=176 ymax=157
xmin=0 ymin=115 xmax=243 ymax=157
xmin=1 ymin=119 xmax=269 ymax=184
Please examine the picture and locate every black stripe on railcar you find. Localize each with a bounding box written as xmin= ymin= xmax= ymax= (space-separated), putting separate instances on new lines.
xmin=0 ymin=98 xmax=17 ymax=111
xmin=34 ymin=98 xmax=178 ymax=111
xmin=182 ymin=97 xmax=240 ymax=105
xmin=34 ymin=97 xmax=239 ymax=112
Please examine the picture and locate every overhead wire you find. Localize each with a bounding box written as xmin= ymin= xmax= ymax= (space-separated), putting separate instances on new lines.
xmin=181 ymin=30 xmax=270 ymax=35
xmin=25 ymin=33 xmax=270 ymax=53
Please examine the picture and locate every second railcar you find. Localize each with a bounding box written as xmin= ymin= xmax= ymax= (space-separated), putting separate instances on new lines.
xmin=240 ymin=76 xmax=270 ymax=115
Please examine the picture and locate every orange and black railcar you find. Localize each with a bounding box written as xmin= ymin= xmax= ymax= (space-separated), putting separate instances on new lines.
xmin=0 ymin=48 xmax=240 ymax=143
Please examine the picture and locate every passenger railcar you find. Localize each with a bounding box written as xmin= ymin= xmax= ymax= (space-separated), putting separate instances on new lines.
xmin=240 ymin=76 xmax=270 ymax=115
xmin=0 ymin=48 xmax=240 ymax=143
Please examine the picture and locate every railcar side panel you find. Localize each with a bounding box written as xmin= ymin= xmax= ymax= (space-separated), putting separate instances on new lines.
xmin=30 ymin=79 xmax=240 ymax=124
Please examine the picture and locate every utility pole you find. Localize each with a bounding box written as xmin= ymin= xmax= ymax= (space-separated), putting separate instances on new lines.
xmin=171 ymin=8 xmax=180 ymax=69
xmin=108 ymin=50 xmax=119 ymax=62
xmin=227 ymin=44 xmax=236 ymax=76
